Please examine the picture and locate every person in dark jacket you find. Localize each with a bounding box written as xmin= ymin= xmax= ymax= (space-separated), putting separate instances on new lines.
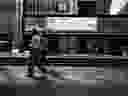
xmin=26 ymin=29 xmax=48 ymax=79
xmin=26 ymin=28 xmax=65 ymax=80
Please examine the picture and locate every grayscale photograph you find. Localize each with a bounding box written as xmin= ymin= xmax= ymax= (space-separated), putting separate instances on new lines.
xmin=0 ymin=0 xmax=127 ymax=96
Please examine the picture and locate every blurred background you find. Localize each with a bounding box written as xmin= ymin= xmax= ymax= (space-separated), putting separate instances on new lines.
xmin=0 ymin=0 xmax=127 ymax=96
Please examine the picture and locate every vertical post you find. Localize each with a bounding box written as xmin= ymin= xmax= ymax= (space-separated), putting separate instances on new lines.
xmin=59 ymin=36 xmax=67 ymax=54
xmin=16 ymin=0 xmax=23 ymax=42
xmin=71 ymin=0 xmax=78 ymax=14
xmin=11 ymin=0 xmax=23 ymax=52
xmin=8 ymin=16 xmax=12 ymax=53
xmin=20 ymin=0 xmax=23 ymax=41
xmin=69 ymin=36 xmax=76 ymax=54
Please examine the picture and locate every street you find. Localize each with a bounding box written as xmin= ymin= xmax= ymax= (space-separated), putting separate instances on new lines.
xmin=0 ymin=65 xmax=127 ymax=86
xmin=0 ymin=64 xmax=127 ymax=96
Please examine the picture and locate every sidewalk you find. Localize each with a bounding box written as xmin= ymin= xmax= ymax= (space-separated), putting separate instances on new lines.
xmin=0 ymin=52 xmax=10 ymax=57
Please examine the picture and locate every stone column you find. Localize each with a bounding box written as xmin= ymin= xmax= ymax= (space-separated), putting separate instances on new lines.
xmin=69 ymin=36 xmax=77 ymax=54
xmin=16 ymin=0 xmax=23 ymax=42
xmin=59 ymin=36 xmax=67 ymax=54
xmin=10 ymin=0 xmax=23 ymax=50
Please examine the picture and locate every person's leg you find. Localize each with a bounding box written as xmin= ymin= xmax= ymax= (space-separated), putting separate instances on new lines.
xmin=41 ymin=55 xmax=65 ymax=79
xmin=26 ymin=56 xmax=34 ymax=77
xmin=33 ymin=55 xmax=48 ymax=79
xmin=39 ymin=55 xmax=48 ymax=73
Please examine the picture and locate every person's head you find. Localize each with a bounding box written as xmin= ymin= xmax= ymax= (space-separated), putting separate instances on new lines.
xmin=32 ymin=34 xmax=40 ymax=48
xmin=32 ymin=28 xmax=40 ymax=36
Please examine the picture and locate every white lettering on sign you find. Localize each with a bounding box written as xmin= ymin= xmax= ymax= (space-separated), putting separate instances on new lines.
xmin=47 ymin=17 xmax=97 ymax=31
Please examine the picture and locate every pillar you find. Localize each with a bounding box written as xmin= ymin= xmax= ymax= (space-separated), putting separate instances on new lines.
xmin=59 ymin=36 xmax=68 ymax=54
xmin=69 ymin=36 xmax=77 ymax=54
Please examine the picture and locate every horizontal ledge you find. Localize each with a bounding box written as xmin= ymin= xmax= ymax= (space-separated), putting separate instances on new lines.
xmin=47 ymin=55 xmax=128 ymax=59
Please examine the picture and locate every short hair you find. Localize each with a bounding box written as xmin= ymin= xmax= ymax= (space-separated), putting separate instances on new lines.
xmin=32 ymin=29 xmax=39 ymax=35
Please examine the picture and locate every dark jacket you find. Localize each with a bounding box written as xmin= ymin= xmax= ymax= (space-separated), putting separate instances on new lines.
xmin=32 ymin=34 xmax=48 ymax=57
xmin=32 ymin=34 xmax=47 ymax=49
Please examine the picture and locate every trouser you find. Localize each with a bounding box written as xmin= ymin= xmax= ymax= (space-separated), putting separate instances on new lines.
xmin=27 ymin=48 xmax=47 ymax=75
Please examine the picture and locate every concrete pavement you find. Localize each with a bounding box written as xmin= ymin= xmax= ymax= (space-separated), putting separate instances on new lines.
xmin=0 ymin=65 xmax=127 ymax=96
xmin=0 ymin=65 xmax=126 ymax=86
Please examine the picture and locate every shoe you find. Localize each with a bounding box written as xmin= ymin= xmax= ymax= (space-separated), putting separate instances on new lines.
xmin=26 ymin=74 xmax=34 ymax=78
xmin=49 ymin=70 xmax=65 ymax=80
xmin=40 ymin=68 xmax=49 ymax=74
xmin=33 ymin=75 xmax=47 ymax=80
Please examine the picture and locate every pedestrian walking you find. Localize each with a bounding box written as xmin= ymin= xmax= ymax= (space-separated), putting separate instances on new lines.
xmin=26 ymin=29 xmax=48 ymax=79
